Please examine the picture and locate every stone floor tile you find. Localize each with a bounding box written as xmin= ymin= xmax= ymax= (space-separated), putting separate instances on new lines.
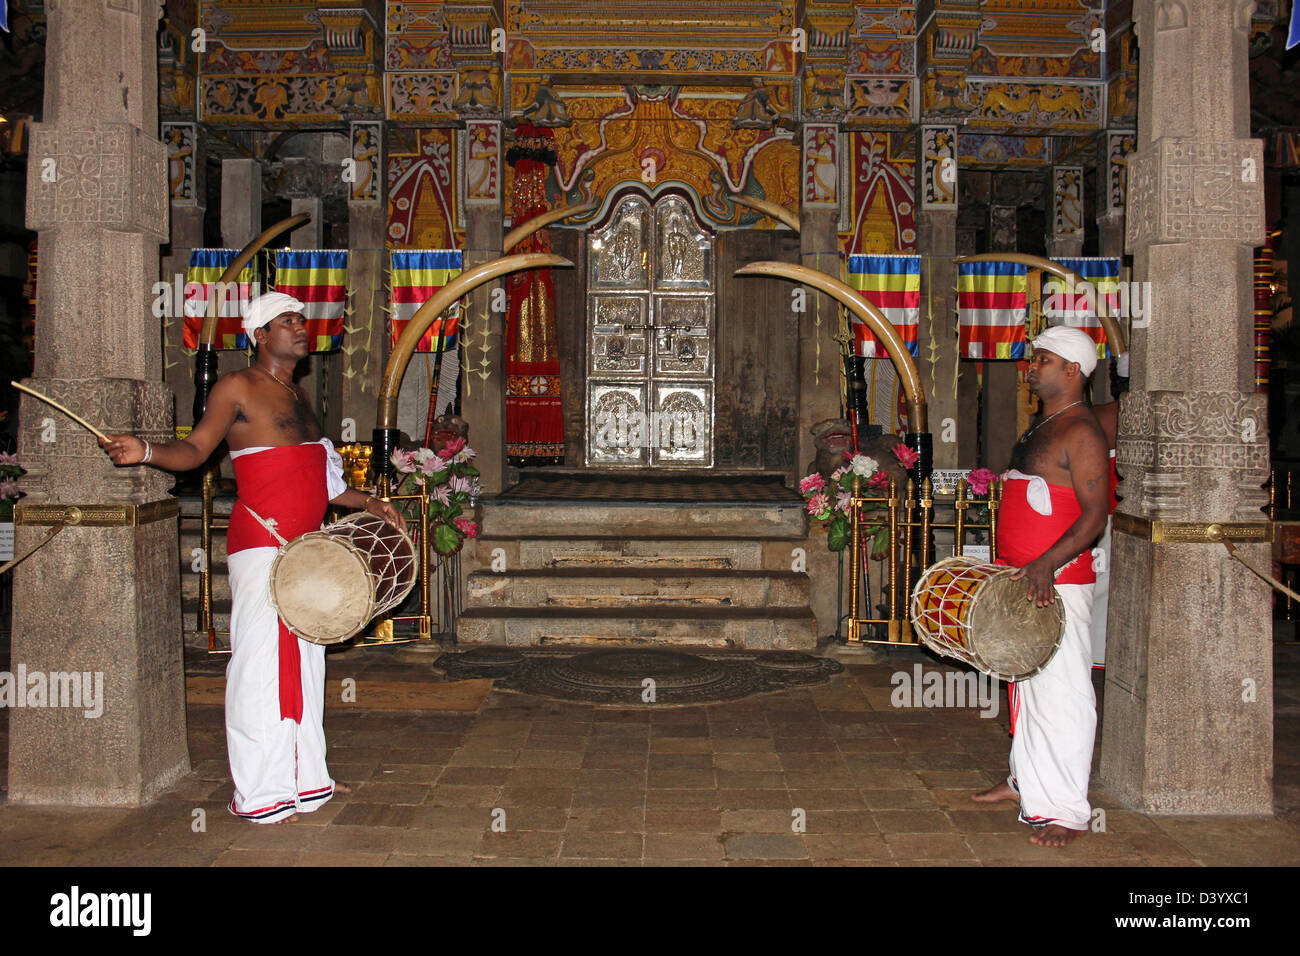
xmin=882 ymin=833 xmax=976 ymax=861
xmin=477 ymin=830 xmax=564 ymax=860
xmin=716 ymin=789 xmax=792 ymax=810
xmin=644 ymin=832 xmax=726 ymax=861
xmin=560 ymin=831 xmax=645 ymax=860
xmin=805 ymin=834 xmax=891 ymax=861
xmin=643 ymin=809 xmax=722 ymax=832
xmin=871 ymin=810 xmax=958 ymax=833
xmin=722 ymin=832 xmax=808 ymax=860
xmin=720 ymin=809 xmax=797 ymax=832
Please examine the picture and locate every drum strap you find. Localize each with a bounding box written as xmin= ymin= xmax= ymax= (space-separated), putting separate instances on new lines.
xmin=242 ymin=504 xmax=289 ymax=547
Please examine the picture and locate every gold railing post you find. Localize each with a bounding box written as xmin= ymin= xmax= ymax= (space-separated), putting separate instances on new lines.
xmin=420 ymin=490 xmax=432 ymax=640
xmin=989 ymin=479 xmax=1001 ymax=564
xmin=887 ymin=478 xmax=900 ymax=642
xmin=954 ymin=478 xmax=967 ymax=557
xmin=902 ymin=479 xmax=916 ymax=641
xmin=848 ymin=475 xmax=862 ymax=644
xmin=201 ymin=465 xmax=216 ymax=651
xmin=920 ymin=477 xmax=933 ymax=570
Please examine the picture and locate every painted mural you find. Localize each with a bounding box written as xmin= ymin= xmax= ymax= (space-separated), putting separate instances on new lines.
xmin=387 ymin=128 xmax=459 ymax=249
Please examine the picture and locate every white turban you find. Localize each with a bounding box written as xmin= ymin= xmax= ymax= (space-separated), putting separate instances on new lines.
xmin=242 ymin=292 xmax=305 ymax=340
xmin=1032 ymin=325 xmax=1097 ymax=377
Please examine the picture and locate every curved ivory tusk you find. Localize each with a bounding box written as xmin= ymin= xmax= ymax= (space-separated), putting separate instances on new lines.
xmin=378 ymin=253 xmax=573 ymax=429
xmin=503 ymin=201 xmax=599 ymax=252
xmin=735 ymin=261 xmax=927 ymax=432
xmin=729 ymin=195 xmax=800 ymax=232
xmin=199 ymin=213 xmax=311 ymax=347
xmin=954 ymin=253 xmax=1129 ymax=357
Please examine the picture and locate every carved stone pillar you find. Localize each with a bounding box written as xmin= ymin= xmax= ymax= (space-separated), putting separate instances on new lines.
xmin=1100 ymin=0 xmax=1271 ymax=814
xmin=458 ymin=121 xmax=507 ymax=494
xmin=1047 ymin=165 xmax=1085 ymax=258
xmin=341 ymin=121 xmax=386 ymax=450
xmin=797 ymin=124 xmax=845 ymax=479
xmin=13 ymin=0 xmax=188 ymax=805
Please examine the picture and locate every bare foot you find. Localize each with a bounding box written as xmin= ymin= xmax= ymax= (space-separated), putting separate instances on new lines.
xmin=1029 ymin=824 xmax=1083 ymax=848
xmin=271 ymin=814 xmax=299 ymax=824
xmin=972 ymin=780 xmax=1018 ymax=803
xmin=333 ymin=781 xmax=352 ymax=794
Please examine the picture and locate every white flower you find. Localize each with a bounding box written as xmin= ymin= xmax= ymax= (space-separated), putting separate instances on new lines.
xmin=850 ymin=454 xmax=878 ymax=478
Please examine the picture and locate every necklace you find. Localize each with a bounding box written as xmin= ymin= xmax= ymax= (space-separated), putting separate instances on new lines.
xmin=1018 ymin=400 xmax=1084 ymax=444
xmin=256 ymin=366 xmax=298 ymax=400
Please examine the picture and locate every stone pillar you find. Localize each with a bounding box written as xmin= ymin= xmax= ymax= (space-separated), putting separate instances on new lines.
xmin=1100 ymin=0 xmax=1271 ymax=814
xmin=916 ymin=209 xmax=960 ymax=468
xmin=290 ymin=198 xmax=324 ymax=249
xmin=916 ymin=125 xmax=966 ymax=466
xmin=458 ymin=121 xmax=507 ymax=494
xmin=13 ymin=0 xmax=188 ymax=804
xmin=342 ymin=202 xmax=387 ymax=452
xmin=221 ymin=159 xmax=262 ymax=250
xmin=161 ymin=122 xmax=205 ymax=429
xmin=797 ymin=124 xmax=845 ymax=478
xmin=1047 ymin=165 xmax=1085 ymax=258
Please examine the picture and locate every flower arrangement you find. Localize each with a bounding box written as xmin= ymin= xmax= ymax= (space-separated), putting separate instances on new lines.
xmin=390 ymin=437 xmax=481 ymax=555
xmin=799 ymin=446 xmax=914 ymax=556
xmin=0 ymin=451 xmax=23 ymax=521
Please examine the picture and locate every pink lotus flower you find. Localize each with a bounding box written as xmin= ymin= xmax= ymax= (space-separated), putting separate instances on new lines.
xmin=0 ymin=478 xmax=19 ymax=499
xmin=836 ymin=490 xmax=852 ymax=513
xmin=893 ymin=443 xmax=920 ymax=469
xmin=830 ymin=465 xmax=848 ymax=482
xmin=453 ymin=445 xmax=477 ymax=464
xmin=448 ymin=475 xmax=472 ymax=494
xmin=867 ymin=471 xmax=890 ymax=490
xmin=453 ymin=517 xmax=479 ymax=539
xmin=967 ymin=467 xmax=997 ymax=496
xmin=0 ymin=452 xmax=18 ymax=467
xmin=806 ymin=492 xmax=830 ymax=517
xmin=431 ymin=485 xmax=451 ymax=506
xmin=391 ymin=449 xmax=416 ymax=474
xmin=438 ymin=436 xmax=467 ymax=461
xmin=799 ymin=473 xmax=826 ymax=495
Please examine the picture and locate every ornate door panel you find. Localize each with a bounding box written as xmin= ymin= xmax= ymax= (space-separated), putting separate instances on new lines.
xmin=586 ymin=194 xmax=715 ymax=468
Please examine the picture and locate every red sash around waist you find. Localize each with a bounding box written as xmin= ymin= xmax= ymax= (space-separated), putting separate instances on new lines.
xmin=228 ymin=444 xmax=330 ymax=723
xmin=996 ymin=476 xmax=1095 ymax=586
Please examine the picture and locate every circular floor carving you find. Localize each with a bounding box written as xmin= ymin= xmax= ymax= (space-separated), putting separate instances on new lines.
xmin=436 ymin=647 xmax=843 ymax=707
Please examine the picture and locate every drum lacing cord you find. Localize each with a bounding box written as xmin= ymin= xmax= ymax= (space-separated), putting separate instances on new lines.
xmin=0 ymin=524 xmax=64 ymax=577
xmin=1211 ymin=530 xmax=1300 ymax=604
xmin=242 ymin=504 xmax=288 ymax=547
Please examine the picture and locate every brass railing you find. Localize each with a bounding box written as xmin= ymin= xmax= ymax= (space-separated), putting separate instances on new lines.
xmin=845 ymin=475 xmax=1001 ymax=645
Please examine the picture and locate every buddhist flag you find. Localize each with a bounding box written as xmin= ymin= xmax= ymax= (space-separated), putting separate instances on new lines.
xmin=1050 ymin=257 xmax=1120 ymax=359
xmin=958 ymin=261 xmax=1028 ymax=359
xmin=182 ymin=249 xmax=255 ymax=350
xmin=390 ymin=250 xmax=462 ymax=352
xmin=847 ymin=255 xmax=920 ymax=359
xmin=275 ymin=249 xmax=348 ymax=352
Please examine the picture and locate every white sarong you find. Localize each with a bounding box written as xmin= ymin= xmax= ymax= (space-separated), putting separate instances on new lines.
xmin=226 ymin=548 xmax=334 ymax=823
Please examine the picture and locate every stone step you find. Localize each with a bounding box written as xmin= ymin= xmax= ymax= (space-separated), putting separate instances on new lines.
xmin=466 ymin=568 xmax=808 ymax=609
xmin=481 ymin=537 xmax=806 ymax=572
xmin=480 ymin=499 xmax=806 ymax=540
xmin=180 ymin=567 xmax=231 ymax=602
xmin=456 ymin=606 xmax=817 ymax=651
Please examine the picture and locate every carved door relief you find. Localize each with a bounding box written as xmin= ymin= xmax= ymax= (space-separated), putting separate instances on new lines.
xmin=585 ymin=193 xmax=715 ymax=467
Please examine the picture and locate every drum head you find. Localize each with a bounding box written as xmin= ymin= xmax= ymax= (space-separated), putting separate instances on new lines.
xmin=967 ymin=573 xmax=1065 ymax=680
xmin=269 ymin=535 xmax=375 ymax=645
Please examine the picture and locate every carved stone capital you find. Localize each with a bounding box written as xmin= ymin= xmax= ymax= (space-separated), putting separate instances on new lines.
xmin=1117 ymin=389 xmax=1269 ymax=521
xmin=1125 ymin=137 xmax=1265 ymax=251
xmin=26 ymin=124 xmax=168 ymax=242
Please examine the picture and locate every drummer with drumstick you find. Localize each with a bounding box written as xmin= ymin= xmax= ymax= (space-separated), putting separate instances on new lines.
xmin=101 ymin=292 xmax=405 ymax=824
xmin=971 ymin=326 xmax=1109 ymax=848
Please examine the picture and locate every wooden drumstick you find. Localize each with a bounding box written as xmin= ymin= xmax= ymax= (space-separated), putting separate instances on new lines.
xmin=10 ymin=382 xmax=111 ymax=442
